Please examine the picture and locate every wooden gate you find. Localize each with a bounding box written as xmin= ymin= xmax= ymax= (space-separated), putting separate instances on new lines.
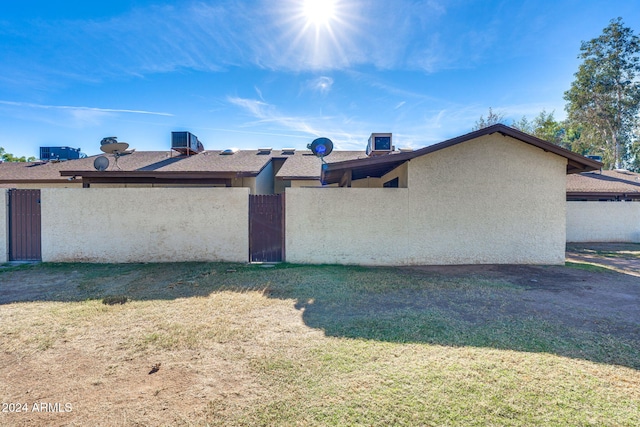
xmin=8 ymin=189 xmax=42 ymax=261
xmin=249 ymin=194 xmax=284 ymax=262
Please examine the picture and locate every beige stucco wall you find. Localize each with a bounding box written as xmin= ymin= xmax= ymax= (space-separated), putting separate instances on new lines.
xmin=231 ymin=177 xmax=256 ymax=194
xmin=285 ymin=188 xmax=409 ymax=265
xmin=567 ymin=201 xmax=640 ymax=242
xmin=286 ymin=134 xmax=568 ymax=265
xmin=406 ymin=134 xmax=567 ymax=264
xmin=290 ymin=179 xmax=322 ymax=188
xmin=255 ymin=161 xmax=274 ymax=195
xmin=0 ymin=190 xmax=7 ymax=263
xmin=381 ymin=162 xmax=409 ymax=187
xmin=41 ymin=188 xmax=249 ymax=263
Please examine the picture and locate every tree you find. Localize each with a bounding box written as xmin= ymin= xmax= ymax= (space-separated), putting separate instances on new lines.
xmin=512 ymin=110 xmax=566 ymax=146
xmin=472 ymin=107 xmax=506 ymax=131
xmin=0 ymin=147 xmax=36 ymax=162
xmin=564 ymin=17 xmax=640 ymax=170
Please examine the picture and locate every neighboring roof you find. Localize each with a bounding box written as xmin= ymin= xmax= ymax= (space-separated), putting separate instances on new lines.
xmin=321 ymin=124 xmax=603 ymax=184
xmin=275 ymin=150 xmax=365 ymax=180
xmin=567 ymin=169 xmax=640 ymax=199
xmin=0 ymin=150 xmax=276 ymax=184
xmin=0 ymin=152 xmax=174 ymax=183
xmin=0 ymin=125 xmax=603 ymax=186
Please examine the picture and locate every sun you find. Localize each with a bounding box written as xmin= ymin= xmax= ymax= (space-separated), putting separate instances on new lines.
xmin=302 ymin=0 xmax=337 ymax=28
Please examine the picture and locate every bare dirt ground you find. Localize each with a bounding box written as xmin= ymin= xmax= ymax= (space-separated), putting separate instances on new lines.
xmin=0 ymin=245 xmax=638 ymax=426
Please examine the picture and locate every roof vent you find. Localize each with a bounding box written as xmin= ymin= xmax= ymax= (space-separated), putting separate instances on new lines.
xmin=258 ymin=147 xmax=272 ymax=154
xmin=366 ymin=133 xmax=392 ymax=156
xmin=281 ymin=148 xmax=296 ymax=155
xmin=221 ymin=148 xmax=238 ymax=155
xmin=171 ymin=131 xmax=204 ymax=155
xmin=398 ymin=147 xmax=413 ymax=153
xmin=586 ymin=155 xmax=603 ymax=162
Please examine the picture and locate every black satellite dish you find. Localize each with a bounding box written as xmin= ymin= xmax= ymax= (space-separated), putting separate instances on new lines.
xmin=93 ymin=156 xmax=110 ymax=171
xmin=308 ymin=137 xmax=333 ymax=158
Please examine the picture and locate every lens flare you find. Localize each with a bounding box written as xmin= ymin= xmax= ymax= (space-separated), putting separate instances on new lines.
xmin=303 ymin=0 xmax=336 ymax=28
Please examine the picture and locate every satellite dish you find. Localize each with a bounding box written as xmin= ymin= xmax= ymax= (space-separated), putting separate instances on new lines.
xmin=308 ymin=137 xmax=333 ymax=158
xmin=100 ymin=136 xmax=130 ymax=154
xmin=94 ymin=156 xmax=110 ymax=171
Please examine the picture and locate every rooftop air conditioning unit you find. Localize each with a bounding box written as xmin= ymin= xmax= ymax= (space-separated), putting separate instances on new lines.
xmin=171 ymin=131 xmax=204 ymax=155
xmin=366 ymin=133 xmax=392 ymax=156
xmin=39 ymin=146 xmax=82 ymax=161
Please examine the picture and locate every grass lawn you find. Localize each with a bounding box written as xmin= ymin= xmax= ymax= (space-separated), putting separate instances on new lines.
xmin=0 ymin=262 xmax=638 ymax=426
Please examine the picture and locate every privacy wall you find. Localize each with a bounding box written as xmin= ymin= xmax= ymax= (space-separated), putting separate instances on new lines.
xmin=40 ymin=188 xmax=249 ymax=263
xmin=567 ymin=201 xmax=640 ymax=242
xmin=285 ymin=188 xmax=409 ymax=265
xmin=286 ymin=134 xmax=568 ymax=265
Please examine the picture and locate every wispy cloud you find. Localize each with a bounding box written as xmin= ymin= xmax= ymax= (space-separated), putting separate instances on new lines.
xmin=227 ymin=96 xmax=323 ymax=136
xmin=0 ymin=100 xmax=173 ymax=116
xmin=0 ymin=0 xmax=491 ymax=89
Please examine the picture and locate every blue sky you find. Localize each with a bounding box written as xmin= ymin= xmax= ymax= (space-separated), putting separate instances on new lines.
xmin=1 ymin=0 xmax=639 ymax=158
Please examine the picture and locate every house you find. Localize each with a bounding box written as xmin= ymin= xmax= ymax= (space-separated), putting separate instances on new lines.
xmin=1 ymin=124 xmax=601 ymax=265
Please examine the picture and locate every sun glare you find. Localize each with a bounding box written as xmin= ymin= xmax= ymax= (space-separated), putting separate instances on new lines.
xmin=303 ymin=0 xmax=336 ymax=27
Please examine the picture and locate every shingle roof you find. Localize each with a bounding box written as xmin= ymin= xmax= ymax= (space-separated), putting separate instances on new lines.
xmin=0 ymin=126 xmax=604 ymax=187
xmin=322 ymin=124 xmax=602 ymax=184
xmin=567 ymin=170 xmax=640 ymax=195
xmin=0 ymin=152 xmax=174 ymax=182
xmin=0 ymin=150 xmax=275 ymax=182
xmin=275 ymin=150 xmax=365 ymax=180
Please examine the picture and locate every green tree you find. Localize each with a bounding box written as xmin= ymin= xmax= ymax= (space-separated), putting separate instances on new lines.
xmin=564 ymin=17 xmax=640 ymax=170
xmin=0 ymin=147 xmax=36 ymax=162
xmin=512 ymin=110 xmax=566 ymax=146
xmin=472 ymin=107 xmax=506 ymax=131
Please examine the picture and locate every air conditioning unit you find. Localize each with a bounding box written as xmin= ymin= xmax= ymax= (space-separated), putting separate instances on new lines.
xmin=366 ymin=133 xmax=392 ymax=156
xmin=171 ymin=131 xmax=204 ymax=155
xmin=39 ymin=146 xmax=82 ymax=161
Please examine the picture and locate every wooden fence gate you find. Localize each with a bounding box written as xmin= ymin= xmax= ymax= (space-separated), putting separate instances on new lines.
xmin=8 ymin=189 xmax=42 ymax=261
xmin=249 ymin=194 xmax=284 ymax=262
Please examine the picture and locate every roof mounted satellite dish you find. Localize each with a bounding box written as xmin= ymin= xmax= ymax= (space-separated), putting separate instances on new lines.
xmin=308 ymin=137 xmax=333 ymax=158
xmin=100 ymin=136 xmax=130 ymax=154
xmin=93 ymin=156 xmax=109 ymax=171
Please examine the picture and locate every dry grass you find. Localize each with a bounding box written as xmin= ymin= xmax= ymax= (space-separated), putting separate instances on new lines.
xmin=0 ymin=262 xmax=639 ymax=426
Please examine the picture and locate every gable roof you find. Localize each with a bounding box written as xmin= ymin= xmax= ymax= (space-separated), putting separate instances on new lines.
xmin=321 ymin=124 xmax=602 ymax=184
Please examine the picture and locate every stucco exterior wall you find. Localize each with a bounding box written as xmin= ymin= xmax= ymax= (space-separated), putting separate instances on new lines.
xmin=290 ymin=179 xmax=322 ymax=188
xmin=255 ymin=160 xmax=274 ymax=195
xmin=286 ymin=134 xmax=568 ymax=265
xmin=567 ymin=201 xmax=640 ymax=242
xmin=231 ymin=177 xmax=256 ymax=194
xmin=381 ymin=162 xmax=409 ymax=188
xmin=41 ymin=188 xmax=249 ymax=263
xmin=285 ymin=188 xmax=409 ymax=265
xmin=407 ymin=134 xmax=567 ymax=264
xmin=0 ymin=190 xmax=7 ymax=263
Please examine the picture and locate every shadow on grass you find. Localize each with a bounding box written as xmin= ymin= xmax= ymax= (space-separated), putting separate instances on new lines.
xmin=1 ymin=261 xmax=639 ymax=370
